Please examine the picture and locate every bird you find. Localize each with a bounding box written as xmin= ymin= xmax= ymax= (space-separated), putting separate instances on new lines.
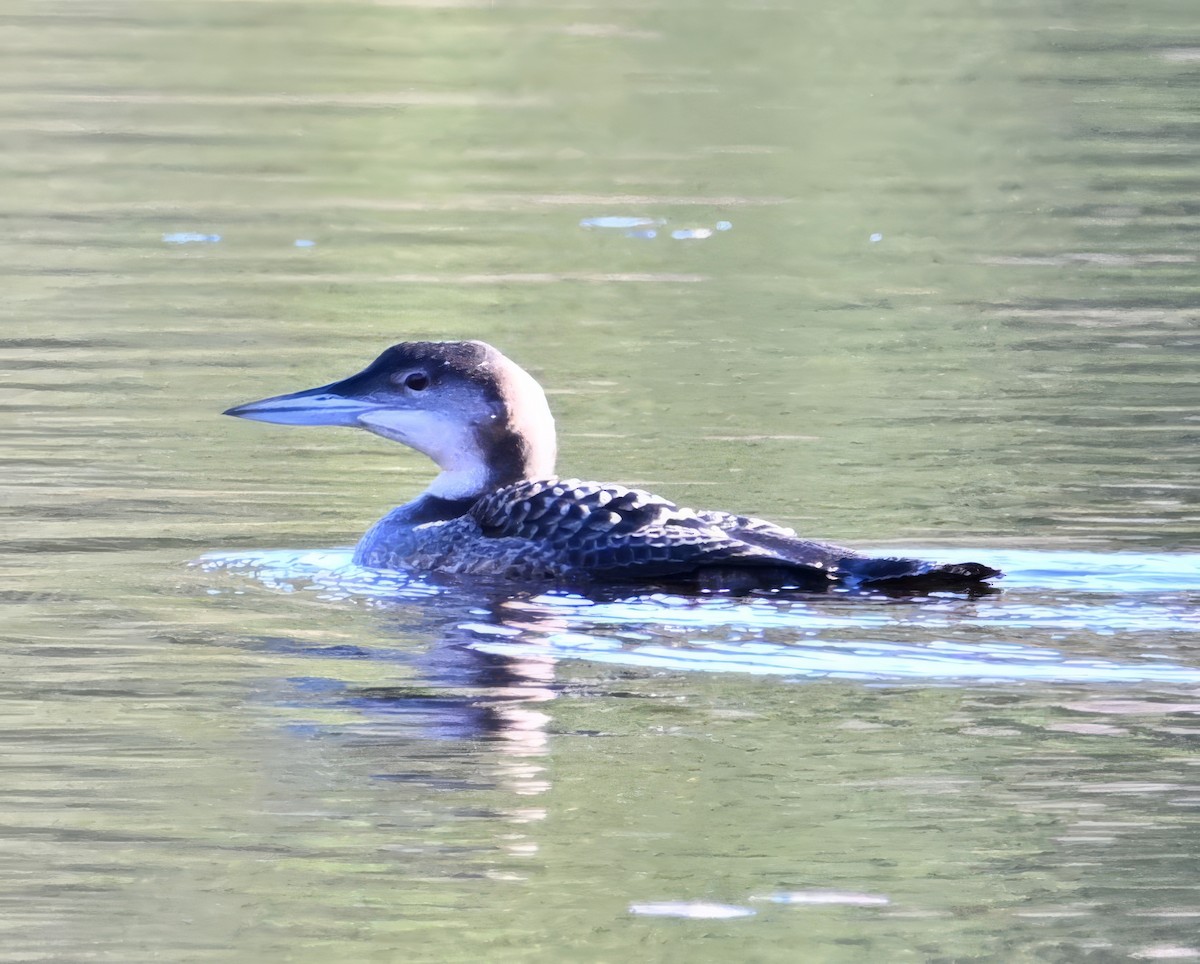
xmin=224 ymin=340 xmax=1000 ymax=593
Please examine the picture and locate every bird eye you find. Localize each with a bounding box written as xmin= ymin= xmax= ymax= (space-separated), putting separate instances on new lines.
xmin=402 ymin=371 xmax=430 ymax=391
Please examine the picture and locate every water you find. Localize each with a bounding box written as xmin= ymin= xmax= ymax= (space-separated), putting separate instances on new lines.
xmin=3 ymin=0 xmax=1200 ymax=961
xmin=199 ymin=548 xmax=1200 ymax=683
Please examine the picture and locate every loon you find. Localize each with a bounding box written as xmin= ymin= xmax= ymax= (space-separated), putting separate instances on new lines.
xmin=224 ymin=340 xmax=1000 ymax=593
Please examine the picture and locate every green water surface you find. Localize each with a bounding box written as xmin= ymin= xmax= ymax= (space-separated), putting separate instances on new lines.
xmin=2 ymin=0 xmax=1198 ymax=961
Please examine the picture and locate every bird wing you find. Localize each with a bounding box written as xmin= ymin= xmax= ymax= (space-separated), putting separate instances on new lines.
xmin=468 ymin=479 xmax=839 ymax=583
xmin=468 ymin=479 xmax=1000 ymax=589
xmin=695 ymin=508 xmax=999 ymax=586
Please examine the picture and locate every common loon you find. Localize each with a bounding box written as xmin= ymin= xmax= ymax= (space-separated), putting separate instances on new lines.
xmin=224 ymin=340 xmax=1000 ymax=592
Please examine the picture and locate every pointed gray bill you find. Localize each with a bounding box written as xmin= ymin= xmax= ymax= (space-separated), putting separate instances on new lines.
xmin=223 ymin=384 xmax=384 ymax=427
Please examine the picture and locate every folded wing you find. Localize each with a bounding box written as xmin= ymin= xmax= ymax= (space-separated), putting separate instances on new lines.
xmin=469 ymin=479 xmax=1000 ymax=590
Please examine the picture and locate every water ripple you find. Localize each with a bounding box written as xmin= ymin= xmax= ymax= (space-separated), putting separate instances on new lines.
xmin=198 ymin=548 xmax=1200 ymax=686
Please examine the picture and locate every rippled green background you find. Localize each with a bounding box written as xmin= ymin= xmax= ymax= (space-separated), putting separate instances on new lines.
xmin=2 ymin=0 xmax=1198 ymax=960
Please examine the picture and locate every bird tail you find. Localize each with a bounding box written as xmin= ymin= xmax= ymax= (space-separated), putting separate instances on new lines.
xmin=840 ymin=557 xmax=1002 ymax=592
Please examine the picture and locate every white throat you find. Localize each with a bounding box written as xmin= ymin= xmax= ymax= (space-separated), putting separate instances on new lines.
xmin=358 ymin=408 xmax=492 ymax=501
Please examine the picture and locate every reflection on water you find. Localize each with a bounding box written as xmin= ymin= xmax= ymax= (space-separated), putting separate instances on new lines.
xmin=201 ymin=547 xmax=1200 ymax=685
xmin=189 ymin=545 xmax=1200 ymax=962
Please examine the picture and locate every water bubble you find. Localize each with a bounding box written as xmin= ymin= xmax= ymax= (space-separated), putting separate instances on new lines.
xmin=869 ymin=232 xmax=883 ymax=243
xmin=162 ymin=232 xmax=221 ymax=244
xmin=671 ymin=228 xmax=714 ymax=240
xmin=580 ymin=216 xmax=660 ymax=230
xmin=624 ymin=229 xmax=657 ymax=239
xmin=294 ymin=239 xmax=316 ymax=248
xmin=758 ymin=891 xmax=890 ymax=906
xmin=715 ymin=220 xmax=733 ymax=231
xmin=629 ymin=902 xmax=756 ymax=920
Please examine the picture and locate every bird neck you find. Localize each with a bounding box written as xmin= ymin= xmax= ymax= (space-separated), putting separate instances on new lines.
xmin=423 ymin=408 xmax=556 ymax=502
